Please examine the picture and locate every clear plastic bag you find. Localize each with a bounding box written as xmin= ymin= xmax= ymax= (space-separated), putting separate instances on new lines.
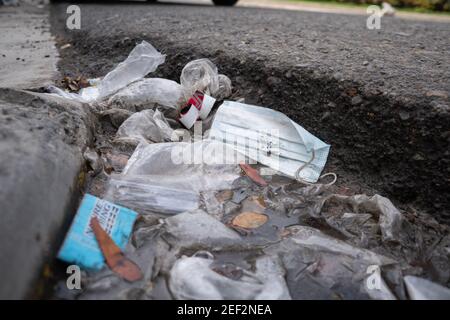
xmin=104 ymin=175 xmax=199 ymax=216
xmin=314 ymin=194 xmax=403 ymax=243
xmin=106 ymin=78 xmax=185 ymax=118
xmin=169 ymin=252 xmax=291 ymax=300
xmin=267 ymin=225 xmax=398 ymax=300
xmin=47 ymin=41 xmax=165 ymax=103
xmin=115 ymin=109 xmax=174 ymax=146
xmin=97 ymin=41 xmax=165 ymax=100
xmin=163 ymin=209 xmax=241 ymax=247
xmin=122 ymin=141 xmax=242 ymax=192
xmin=404 ymin=276 xmax=450 ymax=300
xmin=212 ymin=74 xmax=233 ymax=100
xmin=180 ymin=58 xmax=220 ymax=97
xmin=103 ymin=141 xmax=241 ymax=216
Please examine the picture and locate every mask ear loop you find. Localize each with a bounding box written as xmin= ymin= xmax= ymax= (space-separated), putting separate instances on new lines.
xmin=295 ymin=149 xmax=337 ymax=186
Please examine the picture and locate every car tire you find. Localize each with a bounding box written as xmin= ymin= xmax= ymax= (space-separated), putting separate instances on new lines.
xmin=212 ymin=0 xmax=239 ymax=6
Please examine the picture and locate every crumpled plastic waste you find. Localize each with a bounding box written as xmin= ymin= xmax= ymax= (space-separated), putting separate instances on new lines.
xmin=208 ymin=101 xmax=331 ymax=183
xmin=180 ymin=58 xmax=220 ymax=97
xmin=381 ymin=2 xmax=396 ymax=17
xmin=265 ymin=225 xmax=398 ymax=300
xmin=48 ymin=41 xmax=165 ymax=103
xmin=213 ymin=74 xmax=233 ymax=101
xmin=163 ymin=209 xmax=242 ymax=248
xmin=106 ymin=78 xmax=185 ymax=118
xmin=105 ymin=175 xmax=200 ymax=216
xmin=103 ymin=141 xmax=242 ymax=215
xmin=313 ymin=194 xmax=403 ymax=243
xmin=121 ymin=140 xmax=242 ymax=192
xmin=179 ymin=58 xmax=232 ymax=101
xmin=115 ymin=109 xmax=174 ymax=146
xmin=404 ymin=276 xmax=450 ymax=300
xmin=169 ymin=252 xmax=291 ymax=300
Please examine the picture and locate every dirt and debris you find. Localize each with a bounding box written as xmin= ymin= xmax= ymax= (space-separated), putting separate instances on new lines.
xmin=48 ymin=41 xmax=449 ymax=300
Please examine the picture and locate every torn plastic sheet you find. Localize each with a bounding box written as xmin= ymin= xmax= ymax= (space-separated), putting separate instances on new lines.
xmin=163 ymin=209 xmax=242 ymax=248
xmin=266 ymin=225 xmax=398 ymax=300
xmin=404 ymin=276 xmax=450 ymax=300
xmin=106 ymin=78 xmax=184 ymax=118
xmin=115 ymin=109 xmax=174 ymax=146
xmin=105 ymin=175 xmax=199 ymax=216
xmin=314 ymin=194 xmax=403 ymax=243
xmin=169 ymin=252 xmax=291 ymax=300
xmin=48 ymin=41 xmax=165 ymax=103
xmin=104 ymin=141 xmax=242 ymax=215
xmin=122 ymin=140 xmax=242 ymax=192
xmin=208 ymin=101 xmax=331 ymax=183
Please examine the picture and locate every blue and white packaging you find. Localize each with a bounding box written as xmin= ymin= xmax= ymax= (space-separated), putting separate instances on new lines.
xmin=57 ymin=194 xmax=139 ymax=270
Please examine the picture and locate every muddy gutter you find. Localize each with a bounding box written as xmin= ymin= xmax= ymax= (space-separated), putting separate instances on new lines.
xmin=50 ymin=3 xmax=450 ymax=223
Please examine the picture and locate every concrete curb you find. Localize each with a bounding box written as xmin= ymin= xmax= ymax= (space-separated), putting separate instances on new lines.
xmin=0 ymin=88 xmax=94 ymax=299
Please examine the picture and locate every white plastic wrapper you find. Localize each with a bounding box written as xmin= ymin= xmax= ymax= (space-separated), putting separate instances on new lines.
xmin=115 ymin=109 xmax=174 ymax=145
xmin=107 ymin=78 xmax=185 ymax=118
xmin=169 ymin=252 xmax=291 ymax=300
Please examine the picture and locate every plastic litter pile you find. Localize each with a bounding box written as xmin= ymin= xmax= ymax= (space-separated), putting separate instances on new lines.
xmin=51 ymin=41 xmax=450 ymax=300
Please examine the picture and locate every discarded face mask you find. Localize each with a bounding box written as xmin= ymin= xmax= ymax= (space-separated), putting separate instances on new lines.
xmin=209 ymin=101 xmax=332 ymax=183
xmin=169 ymin=252 xmax=291 ymax=300
xmin=178 ymin=91 xmax=216 ymax=129
xmin=58 ymin=194 xmax=138 ymax=270
xmin=48 ymin=41 xmax=165 ymax=103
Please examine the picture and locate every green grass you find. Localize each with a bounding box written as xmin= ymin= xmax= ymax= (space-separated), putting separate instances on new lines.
xmin=275 ymin=0 xmax=450 ymax=15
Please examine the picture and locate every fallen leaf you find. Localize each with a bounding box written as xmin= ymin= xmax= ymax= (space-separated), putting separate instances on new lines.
xmin=90 ymin=217 xmax=142 ymax=282
xmin=241 ymin=196 xmax=266 ymax=213
xmin=239 ymin=163 xmax=267 ymax=186
xmin=215 ymin=190 xmax=234 ymax=203
xmin=231 ymin=211 xmax=268 ymax=229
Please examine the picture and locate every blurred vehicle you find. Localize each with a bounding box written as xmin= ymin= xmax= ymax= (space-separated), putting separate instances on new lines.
xmin=152 ymin=0 xmax=239 ymax=5
xmin=49 ymin=0 xmax=239 ymax=6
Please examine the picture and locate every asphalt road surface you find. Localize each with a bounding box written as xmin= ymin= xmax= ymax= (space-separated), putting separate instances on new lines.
xmin=1 ymin=0 xmax=449 ymax=299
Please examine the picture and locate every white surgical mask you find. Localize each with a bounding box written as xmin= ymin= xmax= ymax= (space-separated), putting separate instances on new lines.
xmin=208 ymin=101 xmax=331 ymax=183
